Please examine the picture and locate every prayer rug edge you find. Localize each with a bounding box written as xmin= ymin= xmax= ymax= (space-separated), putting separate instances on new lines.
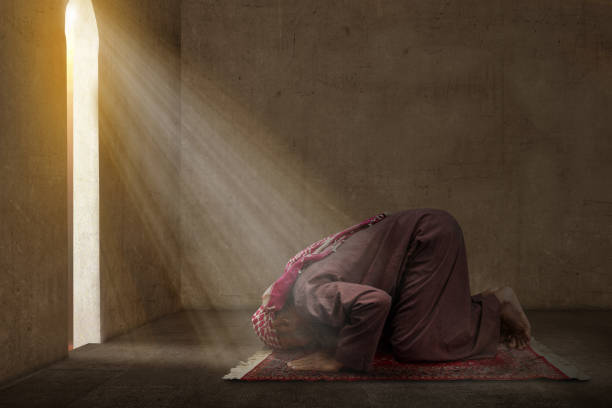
xmin=528 ymin=338 xmax=590 ymax=381
xmin=223 ymin=349 xmax=273 ymax=380
xmin=223 ymin=337 xmax=589 ymax=381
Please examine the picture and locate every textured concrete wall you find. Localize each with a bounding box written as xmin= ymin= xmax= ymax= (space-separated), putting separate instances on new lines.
xmin=0 ymin=1 xmax=69 ymax=384
xmin=181 ymin=0 xmax=612 ymax=309
xmin=94 ymin=0 xmax=182 ymax=339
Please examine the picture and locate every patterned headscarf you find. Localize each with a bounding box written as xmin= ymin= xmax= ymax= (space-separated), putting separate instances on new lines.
xmin=251 ymin=303 xmax=283 ymax=349
xmin=251 ymin=213 xmax=387 ymax=349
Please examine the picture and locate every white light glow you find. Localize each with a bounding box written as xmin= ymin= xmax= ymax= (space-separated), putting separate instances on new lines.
xmin=64 ymin=3 xmax=77 ymax=38
xmin=66 ymin=0 xmax=101 ymax=349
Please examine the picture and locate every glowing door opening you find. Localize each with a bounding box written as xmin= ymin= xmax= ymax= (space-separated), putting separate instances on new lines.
xmin=65 ymin=0 xmax=101 ymax=349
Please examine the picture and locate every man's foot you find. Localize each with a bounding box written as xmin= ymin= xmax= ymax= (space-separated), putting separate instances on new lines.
xmin=492 ymin=287 xmax=531 ymax=349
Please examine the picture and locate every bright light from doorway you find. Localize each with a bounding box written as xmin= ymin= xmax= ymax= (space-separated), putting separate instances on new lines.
xmin=65 ymin=0 xmax=101 ymax=349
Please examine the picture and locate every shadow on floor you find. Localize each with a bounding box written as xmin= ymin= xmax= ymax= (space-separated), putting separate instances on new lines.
xmin=0 ymin=310 xmax=610 ymax=408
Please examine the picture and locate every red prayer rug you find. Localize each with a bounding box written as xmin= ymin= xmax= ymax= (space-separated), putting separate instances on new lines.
xmin=223 ymin=338 xmax=589 ymax=381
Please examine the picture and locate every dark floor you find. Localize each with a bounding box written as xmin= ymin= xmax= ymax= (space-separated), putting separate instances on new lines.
xmin=0 ymin=310 xmax=611 ymax=408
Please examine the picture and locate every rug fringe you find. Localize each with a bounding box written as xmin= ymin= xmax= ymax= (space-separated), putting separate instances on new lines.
xmin=530 ymin=337 xmax=590 ymax=381
xmin=223 ymin=349 xmax=273 ymax=380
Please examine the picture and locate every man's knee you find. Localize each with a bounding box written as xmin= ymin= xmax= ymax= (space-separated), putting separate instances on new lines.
xmin=389 ymin=335 xmax=420 ymax=363
xmin=390 ymin=334 xmax=439 ymax=363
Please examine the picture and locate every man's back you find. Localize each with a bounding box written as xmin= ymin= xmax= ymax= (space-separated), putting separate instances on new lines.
xmin=290 ymin=210 xmax=428 ymax=371
xmin=288 ymin=209 xmax=502 ymax=372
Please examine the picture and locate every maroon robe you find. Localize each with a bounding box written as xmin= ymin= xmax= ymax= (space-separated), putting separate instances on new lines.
xmin=291 ymin=209 xmax=501 ymax=372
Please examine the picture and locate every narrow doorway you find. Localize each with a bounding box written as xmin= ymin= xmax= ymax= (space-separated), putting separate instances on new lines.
xmin=65 ymin=0 xmax=101 ymax=350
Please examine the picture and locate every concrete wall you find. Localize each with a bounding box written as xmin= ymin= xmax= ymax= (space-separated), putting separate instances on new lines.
xmin=180 ymin=0 xmax=612 ymax=309
xmin=0 ymin=1 xmax=69 ymax=384
xmin=95 ymin=0 xmax=182 ymax=339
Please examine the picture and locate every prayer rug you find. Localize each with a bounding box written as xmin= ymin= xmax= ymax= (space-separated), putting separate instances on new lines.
xmin=223 ymin=338 xmax=589 ymax=381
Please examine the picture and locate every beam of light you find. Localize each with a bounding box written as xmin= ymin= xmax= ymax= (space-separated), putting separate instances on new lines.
xmin=180 ymin=83 xmax=353 ymax=311
xmin=66 ymin=0 xmax=101 ymax=349
xmin=95 ymin=2 xmax=359 ymax=351
xmin=93 ymin=2 xmax=183 ymax=338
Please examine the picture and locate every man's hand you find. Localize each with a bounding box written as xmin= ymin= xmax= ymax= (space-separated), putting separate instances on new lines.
xmin=287 ymin=351 xmax=343 ymax=372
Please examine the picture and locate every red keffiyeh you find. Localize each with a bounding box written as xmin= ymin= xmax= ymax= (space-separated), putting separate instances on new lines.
xmin=251 ymin=213 xmax=387 ymax=349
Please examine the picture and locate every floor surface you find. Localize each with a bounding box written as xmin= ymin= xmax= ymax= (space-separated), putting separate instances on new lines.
xmin=0 ymin=310 xmax=610 ymax=408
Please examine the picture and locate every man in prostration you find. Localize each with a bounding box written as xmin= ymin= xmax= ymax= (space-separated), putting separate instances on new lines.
xmin=251 ymin=209 xmax=532 ymax=373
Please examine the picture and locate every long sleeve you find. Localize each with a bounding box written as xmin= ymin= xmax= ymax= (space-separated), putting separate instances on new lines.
xmin=296 ymin=281 xmax=392 ymax=372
